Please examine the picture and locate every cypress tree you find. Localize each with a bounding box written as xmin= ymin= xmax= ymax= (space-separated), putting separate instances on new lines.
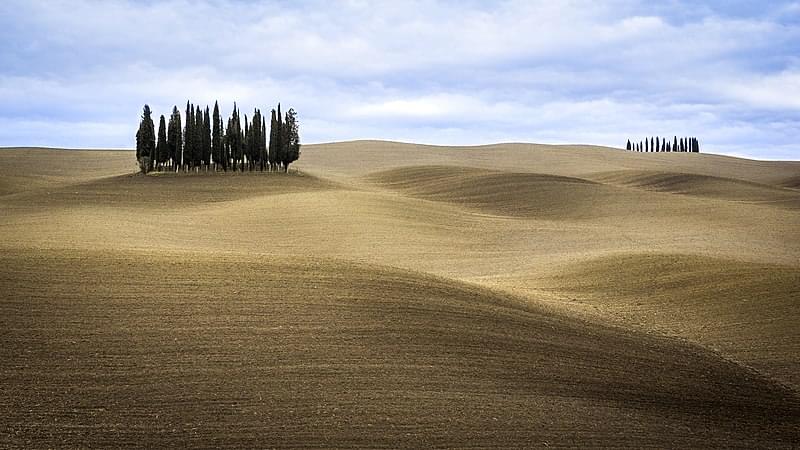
xmin=194 ymin=105 xmax=203 ymax=168
xmin=244 ymin=116 xmax=250 ymax=170
xmin=224 ymin=117 xmax=232 ymax=171
xmin=277 ymin=103 xmax=285 ymax=170
xmin=156 ymin=114 xmax=168 ymax=170
xmin=626 ymin=139 xmax=631 ymax=151
xmin=237 ymin=106 xmax=245 ymax=171
xmin=655 ymin=137 xmax=660 ymax=153
xmin=228 ymin=103 xmax=243 ymax=172
xmin=269 ymin=108 xmax=278 ymax=170
xmin=167 ymin=106 xmax=182 ymax=171
xmin=202 ymin=106 xmax=211 ymax=168
xmin=135 ymin=104 xmax=156 ymax=173
xmin=261 ymin=115 xmax=267 ymax=171
xmin=283 ymin=108 xmax=300 ymax=171
xmin=212 ymin=101 xmax=222 ymax=170
xmin=185 ymin=102 xmax=194 ymax=171
xmin=673 ymin=136 xmax=678 ymax=153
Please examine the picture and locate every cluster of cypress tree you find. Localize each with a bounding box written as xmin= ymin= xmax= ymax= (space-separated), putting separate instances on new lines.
xmin=626 ymin=136 xmax=700 ymax=153
xmin=135 ymin=101 xmax=300 ymax=173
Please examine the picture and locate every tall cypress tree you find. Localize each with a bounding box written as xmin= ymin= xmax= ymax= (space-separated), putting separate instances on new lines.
xmin=185 ymin=102 xmax=194 ymax=171
xmin=626 ymin=139 xmax=631 ymax=151
xmin=269 ymin=108 xmax=278 ymax=170
xmin=212 ymin=101 xmax=222 ymax=170
xmin=244 ymin=116 xmax=250 ymax=170
xmin=167 ymin=106 xmax=182 ymax=171
xmin=194 ymin=106 xmax=203 ymax=168
xmin=224 ymin=116 xmax=232 ymax=171
xmin=156 ymin=114 xmax=168 ymax=170
xmin=202 ymin=106 xmax=211 ymax=168
xmin=135 ymin=104 xmax=156 ymax=173
xmin=277 ymin=103 xmax=285 ymax=170
xmin=227 ymin=103 xmax=243 ymax=172
xmin=283 ymin=108 xmax=300 ymax=171
xmin=261 ymin=115 xmax=267 ymax=171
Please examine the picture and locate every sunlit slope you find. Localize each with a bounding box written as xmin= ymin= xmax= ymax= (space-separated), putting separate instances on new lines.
xmin=591 ymin=170 xmax=800 ymax=208
xmin=2 ymin=156 xmax=798 ymax=271
xmin=2 ymin=249 xmax=799 ymax=448
xmin=366 ymin=165 xmax=620 ymax=218
xmin=780 ymin=174 xmax=800 ymax=189
xmin=0 ymin=170 xmax=338 ymax=208
xmin=299 ymin=140 xmax=800 ymax=185
xmin=0 ymin=148 xmax=132 ymax=196
xmin=530 ymin=253 xmax=800 ymax=388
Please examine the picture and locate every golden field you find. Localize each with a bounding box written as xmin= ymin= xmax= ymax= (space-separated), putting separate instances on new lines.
xmin=1 ymin=141 xmax=799 ymax=447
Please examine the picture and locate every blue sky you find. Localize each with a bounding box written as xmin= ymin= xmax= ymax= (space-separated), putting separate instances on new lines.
xmin=1 ymin=0 xmax=799 ymax=159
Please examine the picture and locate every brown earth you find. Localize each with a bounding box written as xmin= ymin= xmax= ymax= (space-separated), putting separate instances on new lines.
xmin=1 ymin=142 xmax=799 ymax=447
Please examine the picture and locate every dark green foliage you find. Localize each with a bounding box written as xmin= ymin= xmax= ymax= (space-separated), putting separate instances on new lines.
xmin=136 ymin=101 xmax=301 ymax=173
xmin=194 ymin=106 xmax=203 ymax=168
xmin=277 ymin=103 xmax=285 ymax=169
xmin=167 ymin=106 xmax=182 ymax=171
xmin=692 ymin=137 xmax=700 ymax=153
xmin=244 ymin=116 xmax=250 ymax=169
xmin=223 ymin=117 xmax=231 ymax=171
xmin=202 ymin=106 xmax=211 ymax=167
xmin=226 ymin=103 xmax=243 ymax=171
xmin=269 ymin=108 xmax=279 ymax=170
xmin=261 ymin=116 xmax=267 ymax=171
xmin=625 ymin=135 xmax=701 ymax=154
xmin=283 ymin=108 xmax=300 ymax=171
xmin=156 ymin=115 xmax=169 ymax=169
xmin=212 ymin=101 xmax=222 ymax=169
xmin=135 ymin=104 xmax=156 ymax=173
xmin=184 ymin=102 xmax=194 ymax=170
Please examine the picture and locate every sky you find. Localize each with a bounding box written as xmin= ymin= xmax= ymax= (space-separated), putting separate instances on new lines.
xmin=0 ymin=0 xmax=799 ymax=160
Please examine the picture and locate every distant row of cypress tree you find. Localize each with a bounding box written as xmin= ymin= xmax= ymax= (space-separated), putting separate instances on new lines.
xmin=135 ymin=101 xmax=300 ymax=173
xmin=626 ymin=136 xmax=700 ymax=153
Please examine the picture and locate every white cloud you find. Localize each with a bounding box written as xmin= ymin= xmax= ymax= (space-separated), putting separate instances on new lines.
xmin=0 ymin=0 xmax=798 ymax=159
xmin=714 ymin=70 xmax=800 ymax=110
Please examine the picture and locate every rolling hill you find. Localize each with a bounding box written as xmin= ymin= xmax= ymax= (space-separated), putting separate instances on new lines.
xmin=1 ymin=141 xmax=799 ymax=447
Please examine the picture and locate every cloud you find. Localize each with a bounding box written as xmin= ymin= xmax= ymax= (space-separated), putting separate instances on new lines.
xmin=0 ymin=0 xmax=798 ymax=160
xmin=714 ymin=70 xmax=800 ymax=109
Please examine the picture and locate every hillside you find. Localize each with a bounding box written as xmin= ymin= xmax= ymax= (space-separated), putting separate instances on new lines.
xmin=1 ymin=141 xmax=799 ymax=447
